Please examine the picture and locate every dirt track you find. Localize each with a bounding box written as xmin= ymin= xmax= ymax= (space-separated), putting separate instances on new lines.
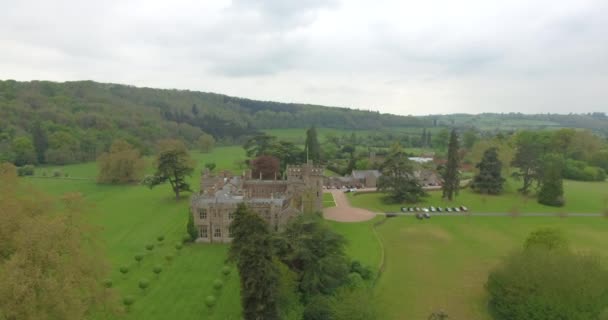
xmin=323 ymin=189 xmax=377 ymax=222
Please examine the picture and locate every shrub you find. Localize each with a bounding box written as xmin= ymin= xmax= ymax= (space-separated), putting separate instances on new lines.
xmin=157 ymin=235 xmax=164 ymax=243
xmin=165 ymin=254 xmax=174 ymax=264
xmin=17 ymin=165 xmax=35 ymax=176
xmin=145 ymin=244 xmax=154 ymax=251
xmin=205 ymin=295 xmax=216 ymax=308
xmin=52 ymin=169 xmax=62 ymax=177
xmin=175 ymin=243 xmax=183 ymax=251
xmin=103 ymin=279 xmax=113 ymax=289
xmin=153 ymin=265 xmax=163 ymax=277
xmin=122 ymin=296 xmax=135 ymax=312
xmin=138 ymin=279 xmax=149 ymax=292
xmin=182 ymin=234 xmax=192 ymax=244
xmin=221 ymin=266 xmax=231 ymax=276
xmin=213 ymin=279 xmax=223 ymax=291
xmin=134 ymin=254 xmax=143 ymax=265
xmin=350 ymin=260 xmax=373 ymax=280
xmin=119 ymin=266 xmax=129 ymax=276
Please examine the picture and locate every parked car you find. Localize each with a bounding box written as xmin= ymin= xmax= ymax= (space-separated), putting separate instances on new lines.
xmin=437 ymin=207 xmax=443 ymax=212
xmin=422 ymin=208 xmax=429 ymax=213
xmin=429 ymin=206 xmax=436 ymax=212
xmin=386 ymin=213 xmax=398 ymax=218
xmin=446 ymin=207 xmax=452 ymax=212
xmin=415 ymin=207 xmax=421 ymax=212
xmin=423 ymin=212 xmax=431 ymax=219
xmin=415 ymin=213 xmax=424 ymax=220
xmin=460 ymin=206 xmax=468 ymax=212
xmin=453 ymin=207 xmax=460 ymax=212
xmin=401 ymin=207 xmax=407 ymax=212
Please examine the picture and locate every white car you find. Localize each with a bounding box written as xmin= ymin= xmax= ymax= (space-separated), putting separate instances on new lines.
xmin=422 ymin=208 xmax=429 ymax=213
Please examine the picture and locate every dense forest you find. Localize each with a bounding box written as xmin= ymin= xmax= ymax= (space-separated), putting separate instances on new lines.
xmin=1 ymin=79 xmax=607 ymax=166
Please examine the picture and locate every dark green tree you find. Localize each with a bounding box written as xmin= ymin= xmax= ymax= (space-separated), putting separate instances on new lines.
xmin=377 ymin=143 xmax=427 ymax=203
xmin=442 ymin=129 xmax=460 ymax=200
xmin=304 ymin=126 xmax=321 ymax=163
xmin=229 ymin=204 xmax=280 ymax=320
xmin=243 ymin=134 xmax=277 ymax=158
xmin=511 ymin=131 xmax=550 ymax=194
xmin=274 ymin=213 xmax=350 ymax=300
xmin=143 ymin=139 xmax=194 ymax=200
xmin=186 ymin=212 xmax=197 ymax=242
xmin=471 ymin=147 xmax=505 ymax=195
xmin=31 ymin=121 xmax=48 ymax=164
xmin=191 ymin=104 xmax=199 ymax=116
xmin=537 ymin=154 xmax=565 ymax=207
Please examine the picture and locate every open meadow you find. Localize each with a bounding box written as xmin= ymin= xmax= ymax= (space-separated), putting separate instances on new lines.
xmin=349 ymin=178 xmax=608 ymax=214
xmin=373 ymin=215 xmax=608 ymax=319
xmin=26 ymin=147 xmax=247 ymax=320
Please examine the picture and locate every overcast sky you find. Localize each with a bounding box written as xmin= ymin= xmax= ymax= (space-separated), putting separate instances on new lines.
xmin=1 ymin=0 xmax=607 ymax=115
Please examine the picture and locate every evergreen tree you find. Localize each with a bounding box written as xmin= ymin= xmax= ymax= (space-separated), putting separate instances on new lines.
xmin=471 ymin=147 xmax=505 ymax=194
xmin=537 ymin=154 xmax=565 ymax=207
xmin=442 ymin=129 xmax=460 ymax=200
xmin=426 ymin=131 xmax=432 ymax=148
xmin=304 ymin=126 xmax=321 ymax=163
xmin=511 ymin=131 xmax=549 ymax=194
xmin=31 ymin=121 xmax=48 ymax=164
xmin=229 ymin=204 xmax=280 ymax=320
xmin=186 ymin=212 xmax=197 ymax=242
xmin=421 ymin=128 xmax=427 ymax=147
xmin=377 ymin=143 xmax=427 ymax=203
xmin=191 ymin=104 xmax=199 ymax=116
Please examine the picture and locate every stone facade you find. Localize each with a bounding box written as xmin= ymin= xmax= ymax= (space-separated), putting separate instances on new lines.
xmin=190 ymin=161 xmax=324 ymax=243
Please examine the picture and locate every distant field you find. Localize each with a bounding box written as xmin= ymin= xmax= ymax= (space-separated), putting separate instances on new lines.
xmin=349 ymin=178 xmax=608 ymax=214
xmin=25 ymin=146 xmax=247 ymax=320
xmin=264 ymin=127 xmax=441 ymax=144
xmin=374 ymin=216 xmax=608 ymax=320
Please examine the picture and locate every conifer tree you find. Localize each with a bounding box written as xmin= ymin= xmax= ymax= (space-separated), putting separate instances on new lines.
xmin=471 ymin=147 xmax=505 ymax=194
xmin=442 ymin=129 xmax=460 ymax=200
xmin=304 ymin=126 xmax=321 ymax=163
xmin=537 ymin=154 xmax=565 ymax=207
xmin=229 ymin=204 xmax=280 ymax=320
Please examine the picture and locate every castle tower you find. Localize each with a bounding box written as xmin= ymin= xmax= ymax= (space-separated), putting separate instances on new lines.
xmin=286 ymin=160 xmax=324 ymax=213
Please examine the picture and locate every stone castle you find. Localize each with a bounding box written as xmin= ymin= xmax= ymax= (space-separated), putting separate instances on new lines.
xmin=190 ymin=161 xmax=324 ymax=243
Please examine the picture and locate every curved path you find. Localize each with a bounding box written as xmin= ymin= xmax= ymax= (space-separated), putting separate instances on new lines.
xmin=323 ymin=190 xmax=377 ymax=222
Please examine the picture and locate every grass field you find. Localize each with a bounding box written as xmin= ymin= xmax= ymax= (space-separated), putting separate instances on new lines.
xmin=374 ymin=216 xmax=608 ymax=319
xmin=349 ymin=179 xmax=608 ymax=214
xmin=323 ymin=192 xmax=336 ymax=208
xmin=25 ymin=146 xmax=247 ymax=320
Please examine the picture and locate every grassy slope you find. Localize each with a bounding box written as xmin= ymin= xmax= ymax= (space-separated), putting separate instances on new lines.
xmin=349 ymin=178 xmax=608 ymax=214
xmin=25 ymin=146 xmax=246 ymax=320
xmin=374 ymin=216 xmax=608 ymax=320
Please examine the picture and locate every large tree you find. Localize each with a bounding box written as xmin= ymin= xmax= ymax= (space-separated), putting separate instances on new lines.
xmin=471 ymin=147 xmax=505 ymax=195
xmin=0 ymin=163 xmax=116 ymax=319
xmin=251 ymin=155 xmax=280 ymax=180
xmin=486 ymin=230 xmax=608 ymax=320
xmin=511 ymin=131 xmax=550 ymax=194
xmin=244 ymin=133 xmax=277 ymax=158
xmin=97 ymin=139 xmax=145 ymax=184
xmin=31 ymin=121 xmax=48 ymax=164
xmin=144 ymin=139 xmax=194 ymax=200
xmin=304 ymin=126 xmax=321 ymax=163
xmin=197 ymin=132 xmax=215 ymax=153
xmin=11 ymin=136 xmax=36 ymax=166
xmin=441 ymin=129 xmax=460 ymax=201
xmin=377 ymin=143 xmax=427 ymax=203
xmin=537 ymin=153 xmax=565 ymax=207
xmin=274 ymin=213 xmax=350 ymax=300
xmin=229 ymin=204 xmax=280 ymax=320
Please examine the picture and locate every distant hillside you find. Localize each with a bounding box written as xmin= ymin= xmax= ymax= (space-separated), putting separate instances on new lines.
xmin=1 ymin=79 xmax=606 ymax=166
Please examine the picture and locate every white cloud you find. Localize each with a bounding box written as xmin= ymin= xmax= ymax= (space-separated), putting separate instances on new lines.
xmin=0 ymin=0 xmax=606 ymax=115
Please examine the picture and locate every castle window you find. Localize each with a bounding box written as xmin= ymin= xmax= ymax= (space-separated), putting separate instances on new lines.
xmin=199 ymin=209 xmax=207 ymax=220
xmin=214 ymin=227 xmax=222 ymax=238
xmin=199 ymin=225 xmax=208 ymax=238
xmin=228 ymin=212 xmax=235 ymax=220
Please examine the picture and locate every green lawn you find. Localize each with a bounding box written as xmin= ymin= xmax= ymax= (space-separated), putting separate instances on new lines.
xmin=374 ymin=216 xmax=608 ymax=320
xmin=24 ymin=146 xmax=246 ymax=320
xmin=323 ymin=192 xmax=336 ymax=208
xmin=326 ymin=216 xmax=384 ymax=273
xmin=349 ymin=179 xmax=608 ymax=214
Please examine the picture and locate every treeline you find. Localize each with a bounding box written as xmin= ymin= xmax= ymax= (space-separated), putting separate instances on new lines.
xmin=0 ymin=80 xmax=426 ymax=165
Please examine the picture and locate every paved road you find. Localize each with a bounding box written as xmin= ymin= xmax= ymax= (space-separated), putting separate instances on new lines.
xmin=387 ymin=212 xmax=603 ymax=217
xmin=323 ymin=190 xmax=377 ymax=222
